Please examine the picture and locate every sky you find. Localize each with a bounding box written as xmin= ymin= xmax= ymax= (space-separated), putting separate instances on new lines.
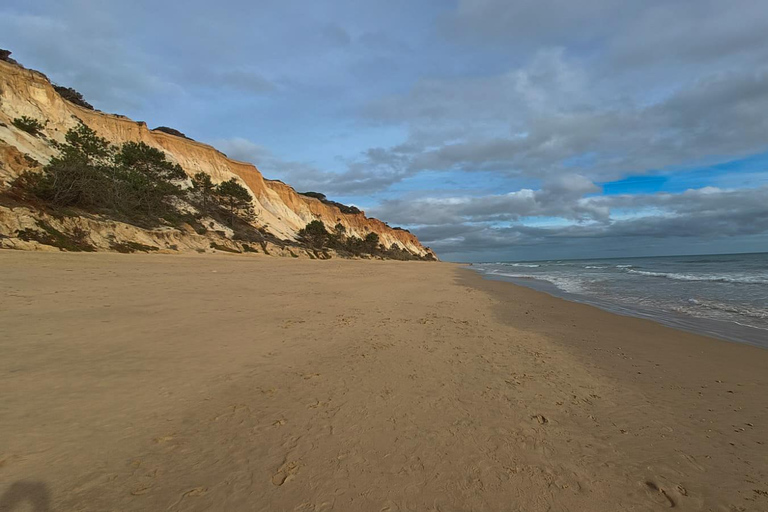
xmin=2 ymin=0 xmax=768 ymax=262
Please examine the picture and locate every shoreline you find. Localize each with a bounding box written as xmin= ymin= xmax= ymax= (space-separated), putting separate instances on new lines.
xmin=2 ymin=251 xmax=767 ymax=510
xmin=472 ymin=269 xmax=768 ymax=348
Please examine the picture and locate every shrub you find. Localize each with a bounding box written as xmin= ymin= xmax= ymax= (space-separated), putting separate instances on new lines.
xmin=299 ymin=191 xmax=327 ymax=201
xmin=0 ymin=49 xmax=19 ymax=65
xmin=12 ymin=116 xmax=46 ymax=136
xmin=363 ymin=232 xmax=380 ymax=253
xmin=16 ymin=124 xmax=186 ymax=226
xmin=299 ymin=191 xmax=361 ymax=215
xmin=152 ymin=126 xmax=193 ymax=140
xmin=110 ymin=240 xmax=159 ymax=253
xmin=297 ymin=220 xmax=328 ymax=249
xmin=53 ymin=85 xmax=94 ymax=110
xmin=16 ymin=221 xmax=95 ymax=252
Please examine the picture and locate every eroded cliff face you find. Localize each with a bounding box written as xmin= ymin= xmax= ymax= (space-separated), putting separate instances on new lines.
xmin=0 ymin=59 xmax=435 ymax=258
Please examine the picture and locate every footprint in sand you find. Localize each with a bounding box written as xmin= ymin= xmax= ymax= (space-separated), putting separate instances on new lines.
xmin=182 ymin=487 xmax=208 ymax=498
xmin=272 ymin=461 xmax=300 ymax=486
xmin=130 ymin=484 xmax=152 ymax=496
xmin=645 ymin=480 xmax=677 ymax=507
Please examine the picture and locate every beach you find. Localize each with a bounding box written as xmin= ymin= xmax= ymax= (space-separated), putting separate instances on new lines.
xmin=1 ymin=251 xmax=767 ymax=511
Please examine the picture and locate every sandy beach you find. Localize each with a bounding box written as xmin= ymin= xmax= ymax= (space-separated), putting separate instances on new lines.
xmin=1 ymin=251 xmax=767 ymax=511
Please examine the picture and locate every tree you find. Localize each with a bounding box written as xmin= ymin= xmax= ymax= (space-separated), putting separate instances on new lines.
xmin=54 ymin=122 xmax=113 ymax=163
xmin=363 ymin=232 xmax=380 ymax=254
xmin=191 ymin=172 xmax=215 ymax=213
xmin=113 ymin=141 xmax=184 ymax=217
xmin=298 ymin=220 xmax=328 ymax=249
xmin=12 ymin=116 xmax=46 ymax=136
xmin=17 ymin=124 xmax=186 ymax=225
xmin=214 ymin=178 xmax=254 ymax=225
xmin=115 ymin=142 xmax=185 ymax=182
xmin=28 ymin=123 xmax=114 ymax=207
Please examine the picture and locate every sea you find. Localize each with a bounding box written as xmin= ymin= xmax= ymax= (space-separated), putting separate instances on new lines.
xmin=471 ymin=252 xmax=768 ymax=348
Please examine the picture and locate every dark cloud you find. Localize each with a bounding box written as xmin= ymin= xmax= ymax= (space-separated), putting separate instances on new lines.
xmin=371 ymin=174 xmax=605 ymax=225
xmin=401 ymin=186 xmax=768 ymax=260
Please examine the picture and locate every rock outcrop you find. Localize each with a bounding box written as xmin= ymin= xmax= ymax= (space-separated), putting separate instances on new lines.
xmin=0 ymin=58 xmax=436 ymax=259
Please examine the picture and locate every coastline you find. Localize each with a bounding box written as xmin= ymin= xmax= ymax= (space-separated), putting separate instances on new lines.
xmin=2 ymin=251 xmax=767 ymax=511
xmin=474 ymin=269 xmax=768 ymax=348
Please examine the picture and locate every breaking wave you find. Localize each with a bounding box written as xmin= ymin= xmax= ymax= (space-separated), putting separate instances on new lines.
xmin=625 ymin=269 xmax=768 ymax=285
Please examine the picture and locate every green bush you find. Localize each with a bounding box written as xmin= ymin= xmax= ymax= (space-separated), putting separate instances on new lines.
xmin=214 ymin=178 xmax=254 ymax=226
xmin=152 ymin=126 xmax=192 ymax=140
xmin=363 ymin=232 xmax=379 ymax=253
xmin=53 ymin=84 xmax=94 ymax=110
xmin=297 ymin=220 xmax=328 ymax=249
xmin=299 ymin=191 xmax=361 ymax=214
xmin=110 ymin=240 xmax=159 ymax=253
xmin=15 ymin=124 xmax=189 ymax=227
xmin=16 ymin=221 xmax=95 ymax=252
xmin=12 ymin=116 xmax=46 ymax=136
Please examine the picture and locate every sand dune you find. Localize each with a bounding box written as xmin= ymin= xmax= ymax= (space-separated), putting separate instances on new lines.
xmin=1 ymin=252 xmax=766 ymax=511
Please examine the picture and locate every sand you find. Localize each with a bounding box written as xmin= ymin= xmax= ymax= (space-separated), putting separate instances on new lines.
xmin=1 ymin=251 xmax=766 ymax=511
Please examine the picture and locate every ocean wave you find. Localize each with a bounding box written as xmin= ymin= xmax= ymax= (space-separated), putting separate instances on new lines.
xmin=678 ymin=259 xmax=743 ymax=264
xmin=502 ymin=263 xmax=541 ymax=268
xmin=584 ymin=265 xmax=607 ymax=269
xmin=615 ymin=264 xmax=633 ymax=268
xmin=685 ymin=299 xmax=768 ymax=319
xmin=494 ymin=272 xmax=584 ymax=293
xmin=625 ymin=269 xmax=768 ymax=284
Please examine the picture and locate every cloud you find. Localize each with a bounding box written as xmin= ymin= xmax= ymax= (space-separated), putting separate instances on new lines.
xmin=440 ymin=0 xmax=624 ymax=47
xmin=5 ymin=0 xmax=768 ymax=260
xmin=399 ymin=186 xmax=768 ymax=258
xmin=360 ymin=50 xmax=768 ymax=187
xmin=215 ymin=137 xmax=417 ymax=196
xmin=0 ymin=10 xmax=180 ymax=111
xmin=371 ymin=174 xmax=605 ymax=225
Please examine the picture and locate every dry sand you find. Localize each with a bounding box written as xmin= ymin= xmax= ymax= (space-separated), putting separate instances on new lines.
xmin=1 ymin=251 xmax=767 ymax=511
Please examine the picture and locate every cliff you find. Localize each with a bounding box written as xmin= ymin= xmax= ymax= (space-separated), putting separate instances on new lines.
xmin=0 ymin=58 xmax=436 ymax=259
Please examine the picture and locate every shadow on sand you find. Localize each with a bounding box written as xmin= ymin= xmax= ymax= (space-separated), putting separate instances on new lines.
xmin=0 ymin=481 xmax=51 ymax=512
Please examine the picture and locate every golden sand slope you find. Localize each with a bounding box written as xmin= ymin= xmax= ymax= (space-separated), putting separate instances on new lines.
xmin=1 ymin=252 xmax=766 ymax=511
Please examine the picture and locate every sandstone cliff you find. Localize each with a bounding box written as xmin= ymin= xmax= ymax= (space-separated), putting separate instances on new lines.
xmin=0 ymin=58 xmax=436 ymax=259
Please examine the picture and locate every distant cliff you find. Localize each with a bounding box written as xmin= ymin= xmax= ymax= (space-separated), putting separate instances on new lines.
xmin=0 ymin=56 xmax=436 ymax=259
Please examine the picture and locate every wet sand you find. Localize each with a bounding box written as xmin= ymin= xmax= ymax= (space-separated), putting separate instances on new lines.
xmin=1 ymin=251 xmax=766 ymax=511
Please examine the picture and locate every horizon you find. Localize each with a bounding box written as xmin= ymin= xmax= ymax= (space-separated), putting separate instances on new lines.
xmin=470 ymin=250 xmax=768 ymax=265
xmin=2 ymin=0 xmax=767 ymax=261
